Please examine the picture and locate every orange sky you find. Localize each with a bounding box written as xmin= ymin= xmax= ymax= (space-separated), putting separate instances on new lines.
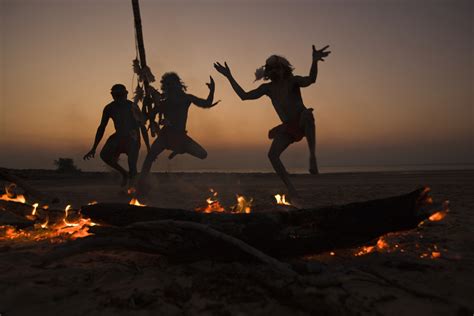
xmin=0 ymin=0 xmax=472 ymax=171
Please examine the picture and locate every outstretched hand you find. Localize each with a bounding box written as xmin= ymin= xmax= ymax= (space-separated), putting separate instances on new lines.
xmin=214 ymin=62 xmax=232 ymax=78
xmin=312 ymin=45 xmax=331 ymax=62
xmin=83 ymin=149 xmax=96 ymax=160
xmin=206 ymin=76 xmax=215 ymax=91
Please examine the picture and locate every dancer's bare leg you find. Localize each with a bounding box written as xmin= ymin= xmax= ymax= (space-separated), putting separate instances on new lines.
xmin=302 ymin=110 xmax=318 ymax=174
xmin=138 ymin=138 xmax=166 ymax=194
xmin=268 ymin=134 xmax=298 ymax=198
xmin=141 ymin=138 xmax=166 ymax=175
xmin=100 ymin=139 xmax=128 ymax=187
xmin=184 ymin=138 xmax=208 ymax=160
xmin=305 ymin=125 xmax=318 ymax=175
xmin=127 ymin=141 xmax=140 ymax=186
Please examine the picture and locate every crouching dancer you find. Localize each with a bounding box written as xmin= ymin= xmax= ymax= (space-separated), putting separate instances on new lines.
xmin=214 ymin=45 xmax=330 ymax=197
xmin=139 ymin=73 xmax=219 ymax=187
xmin=84 ymin=84 xmax=150 ymax=187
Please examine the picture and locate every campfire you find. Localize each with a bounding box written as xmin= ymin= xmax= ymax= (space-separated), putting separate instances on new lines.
xmin=0 ymin=184 xmax=97 ymax=242
xmin=0 ymin=182 xmax=450 ymax=266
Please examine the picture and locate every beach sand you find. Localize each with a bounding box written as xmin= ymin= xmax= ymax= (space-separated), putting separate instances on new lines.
xmin=0 ymin=170 xmax=473 ymax=315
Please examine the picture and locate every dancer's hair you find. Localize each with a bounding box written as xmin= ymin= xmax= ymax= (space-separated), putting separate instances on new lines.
xmin=255 ymin=55 xmax=294 ymax=81
xmin=160 ymin=72 xmax=187 ymax=93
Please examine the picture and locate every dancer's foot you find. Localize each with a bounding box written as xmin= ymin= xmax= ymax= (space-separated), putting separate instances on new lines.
xmin=136 ymin=175 xmax=151 ymax=198
xmin=120 ymin=173 xmax=128 ymax=187
xmin=309 ymin=156 xmax=319 ymax=175
xmin=168 ymin=152 xmax=178 ymax=160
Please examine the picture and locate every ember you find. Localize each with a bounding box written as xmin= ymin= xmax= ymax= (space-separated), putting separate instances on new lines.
xmin=429 ymin=211 xmax=447 ymax=222
xmin=354 ymin=236 xmax=391 ymax=256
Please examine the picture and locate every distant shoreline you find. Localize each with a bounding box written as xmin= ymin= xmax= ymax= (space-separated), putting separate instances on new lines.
xmin=2 ymin=166 xmax=473 ymax=176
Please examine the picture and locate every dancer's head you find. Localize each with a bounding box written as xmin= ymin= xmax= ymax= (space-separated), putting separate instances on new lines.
xmin=111 ymin=84 xmax=128 ymax=100
xmin=160 ymin=72 xmax=187 ymax=94
xmin=255 ymin=55 xmax=294 ymax=82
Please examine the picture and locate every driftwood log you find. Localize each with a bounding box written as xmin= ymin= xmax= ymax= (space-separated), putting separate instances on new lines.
xmin=74 ymin=187 xmax=443 ymax=260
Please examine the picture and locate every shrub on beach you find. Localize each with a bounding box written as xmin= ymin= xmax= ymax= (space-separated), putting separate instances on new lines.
xmin=54 ymin=158 xmax=81 ymax=173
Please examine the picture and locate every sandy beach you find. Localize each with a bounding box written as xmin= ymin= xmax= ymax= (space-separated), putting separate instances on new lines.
xmin=0 ymin=169 xmax=473 ymax=315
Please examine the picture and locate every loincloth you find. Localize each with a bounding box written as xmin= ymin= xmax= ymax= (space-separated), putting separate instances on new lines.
xmin=268 ymin=108 xmax=314 ymax=143
xmin=106 ymin=132 xmax=140 ymax=156
xmin=159 ymin=126 xmax=191 ymax=153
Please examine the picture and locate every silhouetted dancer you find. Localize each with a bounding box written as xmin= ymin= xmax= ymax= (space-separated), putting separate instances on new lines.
xmin=139 ymin=73 xmax=219 ymax=188
xmin=215 ymin=45 xmax=330 ymax=198
xmin=84 ymin=84 xmax=150 ymax=187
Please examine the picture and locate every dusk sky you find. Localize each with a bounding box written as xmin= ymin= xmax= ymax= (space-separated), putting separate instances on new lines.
xmin=1 ymin=0 xmax=472 ymax=172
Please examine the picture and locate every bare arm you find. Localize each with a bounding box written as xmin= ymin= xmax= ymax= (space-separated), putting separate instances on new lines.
xmin=295 ymin=45 xmax=331 ymax=88
xmin=214 ymin=62 xmax=267 ymax=100
xmin=84 ymin=107 xmax=110 ymax=160
xmin=189 ymin=76 xmax=219 ymax=108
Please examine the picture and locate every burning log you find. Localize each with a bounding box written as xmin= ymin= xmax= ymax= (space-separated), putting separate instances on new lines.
xmin=0 ymin=200 xmax=73 ymax=225
xmin=0 ymin=168 xmax=59 ymax=204
xmin=68 ymin=187 xmax=446 ymax=260
xmin=0 ymin=209 xmax=32 ymax=228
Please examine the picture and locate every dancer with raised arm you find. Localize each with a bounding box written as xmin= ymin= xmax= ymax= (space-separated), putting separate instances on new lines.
xmin=139 ymin=73 xmax=219 ymax=190
xmin=214 ymin=45 xmax=330 ymax=198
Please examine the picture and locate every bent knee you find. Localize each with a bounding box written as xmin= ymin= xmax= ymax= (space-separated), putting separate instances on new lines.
xmin=267 ymin=151 xmax=278 ymax=161
xmin=198 ymin=150 xmax=208 ymax=160
xmin=100 ymin=149 xmax=111 ymax=162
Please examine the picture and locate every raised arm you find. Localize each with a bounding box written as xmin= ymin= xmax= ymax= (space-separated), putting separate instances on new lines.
xmin=188 ymin=76 xmax=219 ymax=108
xmin=214 ymin=62 xmax=267 ymax=100
xmin=83 ymin=107 xmax=110 ymax=160
xmin=295 ymin=45 xmax=331 ymax=88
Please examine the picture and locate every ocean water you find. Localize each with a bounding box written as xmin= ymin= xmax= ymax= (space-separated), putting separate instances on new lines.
xmin=174 ymin=164 xmax=474 ymax=174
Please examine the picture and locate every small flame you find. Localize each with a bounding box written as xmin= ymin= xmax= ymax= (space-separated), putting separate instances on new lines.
xmin=0 ymin=183 xmax=26 ymax=203
xmin=40 ymin=217 xmax=49 ymax=229
xmin=31 ymin=203 xmax=39 ymax=215
xmin=129 ymin=198 xmax=146 ymax=207
xmin=196 ymin=188 xmax=225 ymax=213
xmin=274 ymin=194 xmax=291 ymax=206
xmin=376 ymin=237 xmax=389 ymax=249
xmin=88 ymin=201 xmax=98 ymax=205
xmin=232 ymin=195 xmax=253 ymax=214
xmin=429 ymin=211 xmax=447 ymax=222
xmin=63 ymin=205 xmax=79 ymax=227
